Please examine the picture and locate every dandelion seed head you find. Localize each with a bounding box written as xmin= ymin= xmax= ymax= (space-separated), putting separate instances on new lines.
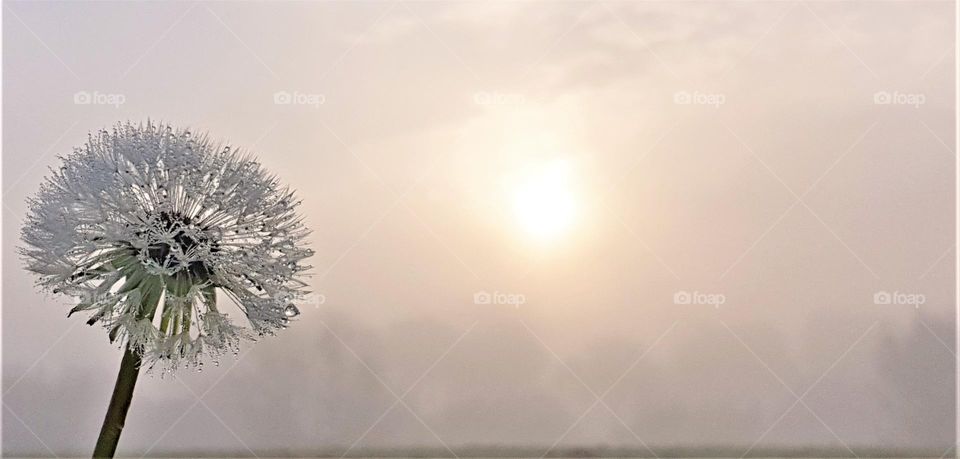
xmin=21 ymin=121 xmax=313 ymax=371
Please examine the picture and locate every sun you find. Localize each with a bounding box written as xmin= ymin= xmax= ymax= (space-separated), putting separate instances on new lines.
xmin=511 ymin=159 xmax=578 ymax=242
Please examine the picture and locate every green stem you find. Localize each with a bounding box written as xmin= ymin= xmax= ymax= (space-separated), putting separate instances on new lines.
xmin=92 ymin=344 xmax=142 ymax=458
xmin=93 ymin=276 xmax=161 ymax=458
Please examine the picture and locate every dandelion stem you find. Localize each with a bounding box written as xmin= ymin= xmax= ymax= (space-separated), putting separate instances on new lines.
xmin=92 ymin=344 xmax=142 ymax=458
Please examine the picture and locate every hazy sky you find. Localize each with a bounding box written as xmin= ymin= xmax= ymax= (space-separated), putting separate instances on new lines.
xmin=2 ymin=0 xmax=956 ymax=456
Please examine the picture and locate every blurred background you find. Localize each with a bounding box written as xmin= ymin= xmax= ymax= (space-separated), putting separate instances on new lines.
xmin=2 ymin=1 xmax=956 ymax=456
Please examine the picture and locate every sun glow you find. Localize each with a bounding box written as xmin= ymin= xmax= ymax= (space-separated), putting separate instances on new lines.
xmin=511 ymin=159 xmax=578 ymax=242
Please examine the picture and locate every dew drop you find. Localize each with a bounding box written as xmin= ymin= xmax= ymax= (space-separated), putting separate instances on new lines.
xmin=283 ymin=305 xmax=300 ymax=318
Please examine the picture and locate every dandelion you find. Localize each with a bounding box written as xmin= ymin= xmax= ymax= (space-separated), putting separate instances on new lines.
xmin=20 ymin=121 xmax=312 ymax=457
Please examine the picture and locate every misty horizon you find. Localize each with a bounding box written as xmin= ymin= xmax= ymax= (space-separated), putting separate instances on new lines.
xmin=2 ymin=0 xmax=956 ymax=457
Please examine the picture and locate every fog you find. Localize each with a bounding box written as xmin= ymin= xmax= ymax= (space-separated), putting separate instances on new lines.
xmin=2 ymin=1 xmax=955 ymax=456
